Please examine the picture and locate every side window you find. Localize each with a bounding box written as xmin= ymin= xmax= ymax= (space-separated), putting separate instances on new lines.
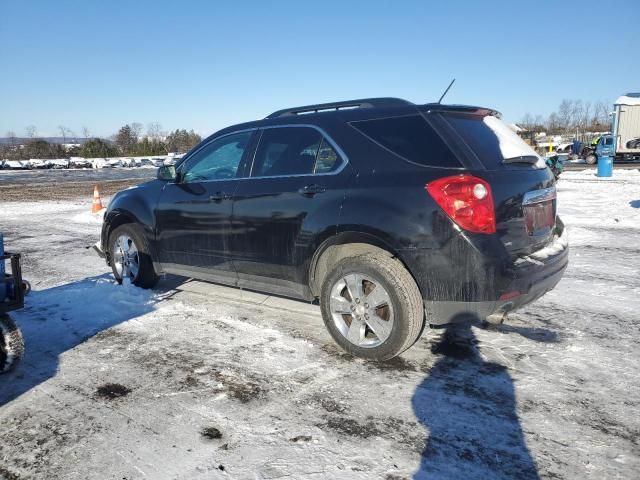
xmin=604 ymin=137 xmax=613 ymax=146
xmin=252 ymin=127 xmax=322 ymax=177
xmin=182 ymin=131 xmax=251 ymax=183
xmin=314 ymin=138 xmax=341 ymax=173
xmin=351 ymin=115 xmax=462 ymax=168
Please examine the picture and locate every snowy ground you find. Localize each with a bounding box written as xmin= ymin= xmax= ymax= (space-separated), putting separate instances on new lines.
xmin=0 ymin=169 xmax=639 ymax=479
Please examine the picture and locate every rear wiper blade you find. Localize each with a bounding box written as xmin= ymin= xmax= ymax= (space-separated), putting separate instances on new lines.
xmin=502 ymin=155 xmax=539 ymax=165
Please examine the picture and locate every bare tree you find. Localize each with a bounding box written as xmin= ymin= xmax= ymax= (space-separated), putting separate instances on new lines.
xmin=546 ymin=112 xmax=560 ymax=132
xmin=58 ymin=125 xmax=70 ymax=144
xmin=594 ymin=101 xmax=610 ymax=129
xmin=6 ymin=131 xmax=17 ymax=145
xmin=582 ymin=101 xmax=592 ymax=131
xmin=571 ymin=100 xmax=583 ymax=130
xmin=557 ymin=100 xmax=573 ymax=132
xmin=534 ymin=115 xmax=545 ymax=130
xmin=81 ymin=126 xmax=91 ymax=139
xmin=25 ymin=125 xmax=37 ymax=139
xmin=147 ymin=122 xmax=164 ymax=140
xmin=130 ymin=122 xmax=143 ymax=140
xmin=520 ymin=113 xmax=534 ymax=130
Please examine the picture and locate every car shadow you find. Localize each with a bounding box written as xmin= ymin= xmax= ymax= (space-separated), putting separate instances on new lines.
xmin=412 ymin=323 xmax=541 ymax=479
xmin=0 ymin=274 xmax=181 ymax=406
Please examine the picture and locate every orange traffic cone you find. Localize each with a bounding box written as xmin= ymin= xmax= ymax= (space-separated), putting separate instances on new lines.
xmin=91 ymin=185 xmax=104 ymax=214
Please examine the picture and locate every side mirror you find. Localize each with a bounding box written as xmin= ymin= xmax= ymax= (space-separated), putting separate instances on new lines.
xmin=157 ymin=165 xmax=177 ymax=182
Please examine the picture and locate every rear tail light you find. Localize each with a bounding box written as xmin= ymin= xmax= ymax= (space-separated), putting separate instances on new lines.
xmin=426 ymin=175 xmax=496 ymax=234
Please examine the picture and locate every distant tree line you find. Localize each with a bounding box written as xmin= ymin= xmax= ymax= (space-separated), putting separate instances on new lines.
xmin=1 ymin=122 xmax=202 ymax=160
xmin=520 ymin=99 xmax=611 ymax=134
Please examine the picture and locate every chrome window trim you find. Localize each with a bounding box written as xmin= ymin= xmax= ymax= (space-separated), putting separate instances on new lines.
xmin=247 ymin=124 xmax=348 ymax=179
xmin=176 ymin=124 xmax=349 ymax=185
xmin=523 ymin=186 xmax=557 ymax=205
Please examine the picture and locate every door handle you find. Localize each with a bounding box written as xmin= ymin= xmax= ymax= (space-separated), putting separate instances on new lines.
xmin=209 ymin=192 xmax=230 ymax=202
xmin=298 ymin=184 xmax=326 ymax=196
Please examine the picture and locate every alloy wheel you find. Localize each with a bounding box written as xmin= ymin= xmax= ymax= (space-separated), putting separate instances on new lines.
xmin=329 ymin=273 xmax=394 ymax=348
xmin=113 ymin=234 xmax=140 ymax=281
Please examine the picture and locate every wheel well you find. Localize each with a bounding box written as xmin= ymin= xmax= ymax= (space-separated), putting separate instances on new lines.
xmin=106 ymin=212 xmax=136 ymax=240
xmin=310 ymin=242 xmax=397 ymax=297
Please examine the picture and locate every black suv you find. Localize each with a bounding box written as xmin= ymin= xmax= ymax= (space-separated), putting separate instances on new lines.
xmin=99 ymin=98 xmax=568 ymax=360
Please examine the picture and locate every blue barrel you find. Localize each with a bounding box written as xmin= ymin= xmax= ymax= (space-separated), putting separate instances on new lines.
xmin=597 ymin=156 xmax=613 ymax=177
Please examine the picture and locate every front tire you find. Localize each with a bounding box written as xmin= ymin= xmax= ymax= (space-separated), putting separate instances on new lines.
xmin=320 ymin=253 xmax=424 ymax=361
xmin=109 ymin=224 xmax=158 ymax=289
xmin=0 ymin=314 xmax=24 ymax=373
xmin=585 ymin=154 xmax=597 ymax=165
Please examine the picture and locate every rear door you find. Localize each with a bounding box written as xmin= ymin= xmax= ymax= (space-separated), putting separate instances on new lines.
xmin=230 ymin=125 xmax=351 ymax=298
xmin=156 ymin=130 xmax=255 ymax=283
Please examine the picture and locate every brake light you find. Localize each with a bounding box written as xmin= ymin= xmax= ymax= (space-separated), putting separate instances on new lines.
xmin=426 ymin=175 xmax=496 ymax=234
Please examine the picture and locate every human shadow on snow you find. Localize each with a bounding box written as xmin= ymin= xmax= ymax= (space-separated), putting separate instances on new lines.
xmin=412 ymin=323 xmax=546 ymax=479
xmin=0 ymin=274 xmax=180 ymax=406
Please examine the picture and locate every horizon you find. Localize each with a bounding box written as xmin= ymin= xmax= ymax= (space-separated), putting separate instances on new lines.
xmin=1 ymin=0 xmax=638 ymax=138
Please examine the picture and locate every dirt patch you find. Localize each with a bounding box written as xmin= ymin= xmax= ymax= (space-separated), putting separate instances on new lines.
xmin=290 ymin=435 xmax=312 ymax=442
xmin=201 ymin=427 xmax=222 ymax=440
xmin=209 ymin=368 xmax=264 ymax=403
xmin=181 ymin=375 xmax=200 ymax=388
xmin=318 ymin=416 xmax=383 ymax=439
xmin=367 ymin=356 xmax=418 ymax=373
xmin=0 ymin=465 xmax=22 ymax=480
xmin=0 ymin=179 xmax=140 ymax=202
xmin=95 ymin=383 xmax=131 ymax=399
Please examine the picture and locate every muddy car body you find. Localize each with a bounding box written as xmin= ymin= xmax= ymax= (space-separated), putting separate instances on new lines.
xmin=99 ymin=98 xmax=568 ymax=360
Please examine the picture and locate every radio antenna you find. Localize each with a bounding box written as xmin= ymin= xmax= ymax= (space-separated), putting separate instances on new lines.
xmin=437 ymin=78 xmax=456 ymax=104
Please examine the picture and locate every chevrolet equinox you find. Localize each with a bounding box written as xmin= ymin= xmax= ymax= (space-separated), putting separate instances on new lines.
xmin=99 ymin=98 xmax=568 ymax=360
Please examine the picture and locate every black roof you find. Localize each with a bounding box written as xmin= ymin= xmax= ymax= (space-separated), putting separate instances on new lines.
xmin=265 ymin=97 xmax=414 ymax=119
xmin=209 ymin=98 xmax=501 ymax=141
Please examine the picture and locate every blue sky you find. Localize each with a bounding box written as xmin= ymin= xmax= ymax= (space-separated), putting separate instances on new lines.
xmin=1 ymin=0 xmax=638 ymax=138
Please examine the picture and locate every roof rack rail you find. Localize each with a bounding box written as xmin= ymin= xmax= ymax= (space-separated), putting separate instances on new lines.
xmin=266 ymin=97 xmax=413 ymax=119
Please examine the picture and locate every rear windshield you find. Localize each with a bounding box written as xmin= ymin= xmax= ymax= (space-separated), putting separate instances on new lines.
xmin=350 ymin=115 xmax=462 ymax=168
xmin=441 ymin=113 xmax=545 ymax=169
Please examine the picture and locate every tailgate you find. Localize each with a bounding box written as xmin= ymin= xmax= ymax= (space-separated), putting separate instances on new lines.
xmin=433 ymin=110 xmax=558 ymax=256
xmin=487 ymin=169 xmax=557 ymax=256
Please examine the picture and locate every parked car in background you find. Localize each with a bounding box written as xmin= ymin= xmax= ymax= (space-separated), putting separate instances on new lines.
xmin=2 ymin=160 xmax=27 ymax=170
xmin=45 ymin=159 xmax=70 ymax=169
xmin=98 ymin=97 xmax=568 ymax=360
xmin=69 ymin=158 xmax=92 ymax=168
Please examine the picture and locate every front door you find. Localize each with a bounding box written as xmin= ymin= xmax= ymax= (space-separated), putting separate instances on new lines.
xmin=156 ymin=130 xmax=255 ymax=284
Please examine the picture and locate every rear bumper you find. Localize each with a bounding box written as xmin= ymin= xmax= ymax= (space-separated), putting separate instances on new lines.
xmin=425 ymin=251 xmax=567 ymax=325
xmin=402 ymin=220 xmax=569 ymax=326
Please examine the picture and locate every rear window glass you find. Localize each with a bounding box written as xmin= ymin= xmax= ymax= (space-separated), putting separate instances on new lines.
xmin=350 ymin=115 xmax=462 ymax=168
xmin=442 ymin=114 xmax=545 ymax=169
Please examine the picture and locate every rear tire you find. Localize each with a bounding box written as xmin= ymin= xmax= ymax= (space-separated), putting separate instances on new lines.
xmin=320 ymin=253 xmax=424 ymax=361
xmin=0 ymin=314 xmax=24 ymax=373
xmin=585 ymin=154 xmax=597 ymax=165
xmin=109 ymin=224 xmax=158 ymax=289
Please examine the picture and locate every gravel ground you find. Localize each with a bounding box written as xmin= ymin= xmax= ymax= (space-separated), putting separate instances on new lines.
xmin=0 ymin=169 xmax=638 ymax=479
xmin=0 ymin=168 xmax=155 ymax=201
